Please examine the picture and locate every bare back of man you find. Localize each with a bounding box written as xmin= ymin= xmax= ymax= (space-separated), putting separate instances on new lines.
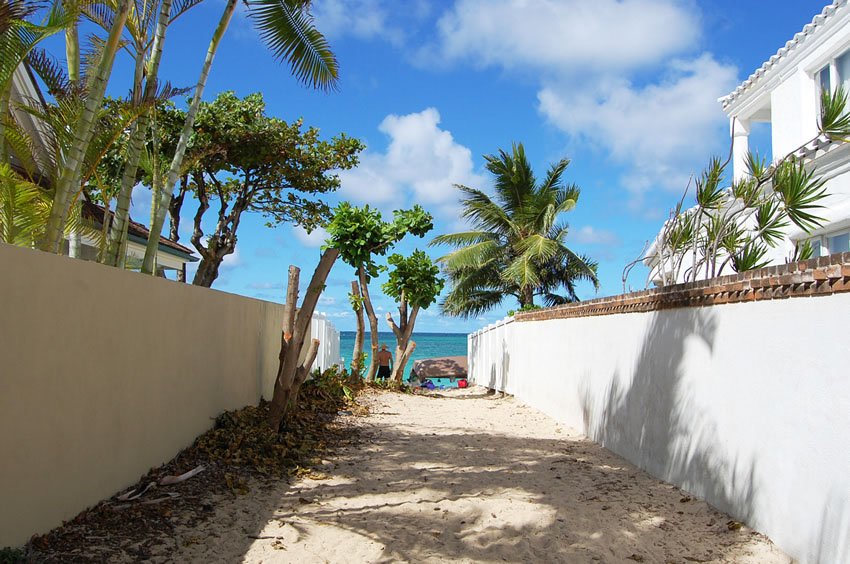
xmin=376 ymin=345 xmax=393 ymax=380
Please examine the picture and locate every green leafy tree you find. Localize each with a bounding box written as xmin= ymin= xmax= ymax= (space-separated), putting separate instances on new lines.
xmin=151 ymin=91 xmax=361 ymax=287
xmin=326 ymin=202 xmax=433 ymax=381
xmin=141 ymin=0 xmax=338 ymax=274
xmin=267 ymin=202 xmax=432 ymax=430
xmin=432 ymin=142 xmax=598 ymax=318
xmin=382 ymin=250 xmax=444 ymax=383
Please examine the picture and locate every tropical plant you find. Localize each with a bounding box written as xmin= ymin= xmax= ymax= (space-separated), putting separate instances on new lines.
xmin=40 ymin=0 xmax=131 ymax=254
xmin=432 ymin=142 xmax=598 ymax=318
xmin=382 ymin=250 xmax=444 ymax=383
xmin=629 ymin=87 xmax=850 ymax=289
xmin=326 ymin=203 xmax=434 ymax=381
xmin=133 ymin=91 xmax=361 ymax=287
xmin=0 ymin=0 xmax=75 ymax=162
xmin=140 ymin=0 xmax=338 ymax=275
xmin=268 ymin=202 xmax=432 ymax=430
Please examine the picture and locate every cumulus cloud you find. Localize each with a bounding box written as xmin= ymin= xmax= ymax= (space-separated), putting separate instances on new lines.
xmin=570 ymin=226 xmax=620 ymax=246
xmin=312 ymin=0 xmax=404 ymax=45
xmin=538 ymin=55 xmax=738 ymax=194
xmin=419 ymin=0 xmax=738 ymax=206
xmin=292 ymin=225 xmax=329 ymax=248
xmin=427 ymin=0 xmax=699 ymax=73
xmin=337 ymin=108 xmax=486 ymax=218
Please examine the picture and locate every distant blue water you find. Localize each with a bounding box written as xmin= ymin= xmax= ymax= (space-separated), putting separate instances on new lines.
xmin=339 ymin=331 xmax=468 ymax=387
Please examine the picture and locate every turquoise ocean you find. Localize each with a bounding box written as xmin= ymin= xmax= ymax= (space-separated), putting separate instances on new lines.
xmin=339 ymin=331 xmax=468 ymax=387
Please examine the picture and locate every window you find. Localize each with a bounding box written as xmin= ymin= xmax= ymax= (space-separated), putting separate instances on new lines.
xmin=806 ymin=229 xmax=850 ymax=257
xmin=828 ymin=232 xmax=850 ymax=254
xmin=814 ymin=48 xmax=850 ymax=110
xmin=817 ymin=64 xmax=831 ymax=94
xmin=838 ymin=50 xmax=850 ymax=94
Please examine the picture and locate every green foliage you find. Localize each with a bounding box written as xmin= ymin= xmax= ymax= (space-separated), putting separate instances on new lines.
xmin=642 ymin=90 xmax=846 ymax=285
xmin=247 ymin=0 xmax=339 ymax=92
xmin=170 ymin=91 xmax=363 ymax=231
xmin=325 ymin=202 xmax=433 ymax=277
xmin=382 ymin=250 xmax=445 ymax=310
xmin=507 ymin=303 xmax=542 ymax=316
xmin=820 ymin=85 xmax=850 ymax=141
xmin=0 ymin=163 xmax=49 ymax=245
xmin=432 ymin=142 xmax=598 ymax=318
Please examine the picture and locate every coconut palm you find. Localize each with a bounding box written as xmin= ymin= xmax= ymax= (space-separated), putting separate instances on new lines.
xmin=432 ymin=143 xmax=598 ymax=318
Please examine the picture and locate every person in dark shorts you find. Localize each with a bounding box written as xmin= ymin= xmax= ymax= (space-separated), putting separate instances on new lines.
xmin=376 ymin=344 xmax=393 ymax=380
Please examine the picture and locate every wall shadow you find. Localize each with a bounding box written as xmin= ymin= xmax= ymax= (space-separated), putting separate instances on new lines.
xmin=203 ymin=424 xmax=779 ymax=563
xmin=581 ymin=308 xmax=760 ymax=527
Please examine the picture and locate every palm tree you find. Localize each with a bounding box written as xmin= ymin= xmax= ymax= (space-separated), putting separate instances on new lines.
xmin=432 ymin=143 xmax=598 ymax=318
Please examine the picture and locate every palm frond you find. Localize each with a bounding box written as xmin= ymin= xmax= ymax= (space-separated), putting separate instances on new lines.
xmin=248 ymin=0 xmax=338 ymax=91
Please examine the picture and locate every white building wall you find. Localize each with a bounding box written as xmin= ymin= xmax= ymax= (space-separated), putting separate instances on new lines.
xmin=770 ymin=72 xmax=807 ymax=159
xmin=469 ymin=296 xmax=850 ymax=564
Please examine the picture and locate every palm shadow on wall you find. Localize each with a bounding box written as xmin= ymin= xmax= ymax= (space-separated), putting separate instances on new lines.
xmin=581 ymin=307 xmax=759 ymax=524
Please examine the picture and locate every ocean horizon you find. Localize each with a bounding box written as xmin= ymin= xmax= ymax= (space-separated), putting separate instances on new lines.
xmin=339 ymin=331 xmax=468 ymax=384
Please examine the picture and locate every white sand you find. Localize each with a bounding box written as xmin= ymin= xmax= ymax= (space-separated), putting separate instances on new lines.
xmin=165 ymin=388 xmax=791 ymax=563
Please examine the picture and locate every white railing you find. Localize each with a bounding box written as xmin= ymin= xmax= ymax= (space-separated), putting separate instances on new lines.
xmin=310 ymin=312 xmax=341 ymax=372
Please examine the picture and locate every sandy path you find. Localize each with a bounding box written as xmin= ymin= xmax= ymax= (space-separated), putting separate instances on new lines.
xmin=170 ymin=388 xmax=790 ymax=563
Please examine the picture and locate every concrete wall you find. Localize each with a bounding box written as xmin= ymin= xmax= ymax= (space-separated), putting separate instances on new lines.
xmin=0 ymin=243 xmax=338 ymax=547
xmin=469 ymin=292 xmax=850 ymax=563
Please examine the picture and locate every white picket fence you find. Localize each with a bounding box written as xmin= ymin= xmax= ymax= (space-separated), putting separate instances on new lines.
xmin=310 ymin=312 xmax=341 ymax=372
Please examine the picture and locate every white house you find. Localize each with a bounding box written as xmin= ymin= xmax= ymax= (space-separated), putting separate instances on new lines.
xmin=646 ymin=0 xmax=850 ymax=285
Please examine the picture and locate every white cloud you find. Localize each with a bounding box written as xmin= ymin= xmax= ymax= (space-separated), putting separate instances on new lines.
xmin=319 ymin=295 xmax=337 ymax=306
xmin=292 ymin=225 xmax=329 ymax=248
xmin=338 ymin=108 xmax=485 ymax=218
xmin=538 ymin=54 xmax=738 ymax=194
xmin=428 ymin=0 xmax=699 ymax=73
xmin=221 ymin=247 xmax=242 ymax=269
xmin=312 ymin=0 xmax=404 ymax=45
xmin=570 ymin=226 xmax=619 ymax=246
xmin=417 ymin=0 xmax=739 ymax=209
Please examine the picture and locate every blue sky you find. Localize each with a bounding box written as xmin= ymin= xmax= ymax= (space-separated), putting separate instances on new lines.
xmin=48 ymin=0 xmax=829 ymax=332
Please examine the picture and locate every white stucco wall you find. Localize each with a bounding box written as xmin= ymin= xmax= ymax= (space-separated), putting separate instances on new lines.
xmin=0 ymin=243 xmax=340 ymax=548
xmin=470 ymin=296 xmax=850 ymax=564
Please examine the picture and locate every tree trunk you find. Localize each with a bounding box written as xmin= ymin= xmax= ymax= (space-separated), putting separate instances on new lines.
xmin=519 ymin=286 xmax=534 ymax=308
xmin=142 ymin=0 xmax=237 ymax=273
xmin=386 ymin=303 xmax=419 ymax=384
xmin=357 ymin=265 xmax=379 ymax=382
xmin=350 ymin=280 xmax=364 ymax=378
xmin=268 ymin=249 xmax=339 ymax=431
xmin=191 ymin=257 xmax=221 ymax=287
xmin=392 ymin=340 xmax=416 ymax=384
xmin=41 ymin=0 xmax=131 ymax=253
xmin=289 ymin=338 xmax=319 ymax=410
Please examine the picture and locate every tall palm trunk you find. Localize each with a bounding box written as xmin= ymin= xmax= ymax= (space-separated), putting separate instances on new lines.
xmin=141 ymin=0 xmax=237 ymax=274
xmin=104 ymin=0 xmax=173 ymax=266
xmin=41 ymin=0 xmax=131 ymax=253
xmin=357 ymin=265 xmax=380 ymax=382
xmin=65 ymin=2 xmax=82 ymax=258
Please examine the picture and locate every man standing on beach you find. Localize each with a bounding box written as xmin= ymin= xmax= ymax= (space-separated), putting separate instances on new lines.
xmin=376 ymin=344 xmax=393 ymax=381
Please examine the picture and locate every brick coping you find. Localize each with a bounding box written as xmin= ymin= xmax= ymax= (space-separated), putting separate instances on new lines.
xmin=516 ymin=252 xmax=850 ymax=322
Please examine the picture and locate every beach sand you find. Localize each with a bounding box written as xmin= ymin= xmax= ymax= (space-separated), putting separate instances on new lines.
xmin=162 ymin=387 xmax=790 ymax=563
